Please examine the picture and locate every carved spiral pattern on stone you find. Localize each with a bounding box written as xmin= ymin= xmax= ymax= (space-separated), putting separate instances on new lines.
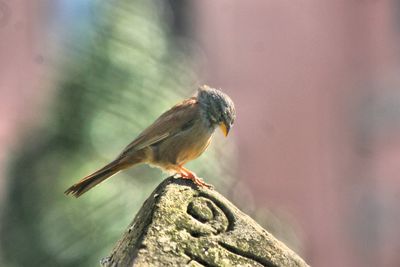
xmin=186 ymin=194 xmax=231 ymax=236
xmin=184 ymin=192 xmax=277 ymax=267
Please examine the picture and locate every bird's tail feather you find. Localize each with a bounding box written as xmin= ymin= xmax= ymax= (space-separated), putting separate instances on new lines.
xmin=64 ymin=159 xmax=128 ymax=198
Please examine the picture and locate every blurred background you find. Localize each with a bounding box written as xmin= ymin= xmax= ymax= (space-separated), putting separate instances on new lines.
xmin=1 ymin=0 xmax=400 ymax=266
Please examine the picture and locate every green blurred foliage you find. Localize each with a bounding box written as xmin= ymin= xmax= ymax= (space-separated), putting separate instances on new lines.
xmin=0 ymin=1 xmax=236 ymax=266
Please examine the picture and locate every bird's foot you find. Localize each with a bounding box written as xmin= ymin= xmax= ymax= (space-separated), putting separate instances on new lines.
xmin=178 ymin=170 xmax=213 ymax=189
xmin=193 ymin=176 xmax=213 ymax=189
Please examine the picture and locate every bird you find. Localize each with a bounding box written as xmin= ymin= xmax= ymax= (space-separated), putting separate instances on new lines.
xmin=64 ymin=85 xmax=236 ymax=197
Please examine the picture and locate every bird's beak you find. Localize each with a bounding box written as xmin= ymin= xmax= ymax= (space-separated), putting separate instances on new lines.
xmin=219 ymin=122 xmax=230 ymax=137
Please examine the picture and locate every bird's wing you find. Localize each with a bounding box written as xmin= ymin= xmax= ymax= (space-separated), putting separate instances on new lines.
xmin=120 ymin=97 xmax=199 ymax=154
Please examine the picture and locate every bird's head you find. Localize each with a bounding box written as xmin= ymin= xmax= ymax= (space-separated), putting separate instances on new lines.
xmin=197 ymin=85 xmax=236 ymax=136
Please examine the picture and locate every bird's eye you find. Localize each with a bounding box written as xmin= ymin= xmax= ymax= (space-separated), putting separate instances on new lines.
xmin=209 ymin=114 xmax=217 ymax=122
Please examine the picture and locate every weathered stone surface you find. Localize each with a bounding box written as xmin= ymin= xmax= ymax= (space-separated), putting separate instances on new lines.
xmin=102 ymin=177 xmax=309 ymax=267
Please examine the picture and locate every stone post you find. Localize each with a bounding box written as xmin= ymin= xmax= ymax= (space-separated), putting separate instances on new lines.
xmin=101 ymin=177 xmax=309 ymax=267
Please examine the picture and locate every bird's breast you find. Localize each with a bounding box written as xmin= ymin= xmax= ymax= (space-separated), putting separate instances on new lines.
xmin=151 ymin=119 xmax=214 ymax=166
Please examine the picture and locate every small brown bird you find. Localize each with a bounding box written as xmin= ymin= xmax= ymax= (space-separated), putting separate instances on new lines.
xmin=64 ymin=85 xmax=236 ymax=197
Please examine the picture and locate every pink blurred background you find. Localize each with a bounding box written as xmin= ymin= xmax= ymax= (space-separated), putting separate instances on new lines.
xmin=0 ymin=0 xmax=49 ymax=198
xmin=2 ymin=1 xmax=400 ymax=266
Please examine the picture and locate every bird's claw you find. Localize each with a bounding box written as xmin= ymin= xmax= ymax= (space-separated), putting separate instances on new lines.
xmin=192 ymin=176 xmax=213 ymax=189
xmin=177 ymin=172 xmax=213 ymax=189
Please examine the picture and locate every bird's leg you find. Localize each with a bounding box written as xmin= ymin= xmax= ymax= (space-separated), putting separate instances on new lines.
xmin=178 ymin=166 xmax=212 ymax=189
